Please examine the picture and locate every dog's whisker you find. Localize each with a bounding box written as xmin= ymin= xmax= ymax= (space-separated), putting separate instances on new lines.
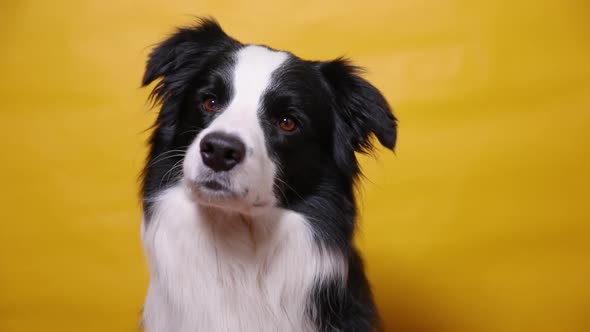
xmin=177 ymin=128 xmax=203 ymax=136
xmin=158 ymin=159 xmax=185 ymax=189
xmin=273 ymin=164 xmax=306 ymax=203
xmin=148 ymin=149 xmax=187 ymax=167
xmin=147 ymin=154 xmax=185 ymax=168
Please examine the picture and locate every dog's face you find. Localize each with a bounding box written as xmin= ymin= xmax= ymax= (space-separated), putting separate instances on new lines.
xmin=142 ymin=20 xmax=397 ymax=216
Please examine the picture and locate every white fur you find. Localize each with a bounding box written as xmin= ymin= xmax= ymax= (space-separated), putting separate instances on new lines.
xmin=141 ymin=185 xmax=346 ymax=331
xmin=142 ymin=45 xmax=347 ymax=331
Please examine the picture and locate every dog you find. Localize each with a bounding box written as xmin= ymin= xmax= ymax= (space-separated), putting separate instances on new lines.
xmin=140 ymin=18 xmax=397 ymax=332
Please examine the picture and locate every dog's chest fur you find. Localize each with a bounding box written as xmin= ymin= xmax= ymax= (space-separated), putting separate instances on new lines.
xmin=141 ymin=185 xmax=345 ymax=331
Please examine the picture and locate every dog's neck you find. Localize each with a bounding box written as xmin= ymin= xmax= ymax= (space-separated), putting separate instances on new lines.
xmin=195 ymin=204 xmax=279 ymax=258
xmin=141 ymin=184 xmax=347 ymax=331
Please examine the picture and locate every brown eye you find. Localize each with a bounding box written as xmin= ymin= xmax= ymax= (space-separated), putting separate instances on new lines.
xmin=202 ymin=98 xmax=219 ymax=112
xmin=277 ymin=116 xmax=297 ymax=132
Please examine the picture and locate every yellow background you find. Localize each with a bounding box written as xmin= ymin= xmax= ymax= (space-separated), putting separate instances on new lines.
xmin=1 ymin=1 xmax=589 ymax=331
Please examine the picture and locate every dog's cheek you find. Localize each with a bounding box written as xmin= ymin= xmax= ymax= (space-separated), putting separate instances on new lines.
xmin=183 ymin=141 xmax=202 ymax=182
xmin=244 ymin=156 xmax=271 ymax=202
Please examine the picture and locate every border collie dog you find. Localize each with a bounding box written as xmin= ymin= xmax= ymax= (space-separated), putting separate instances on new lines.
xmin=140 ymin=19 xmax=397 ymax=332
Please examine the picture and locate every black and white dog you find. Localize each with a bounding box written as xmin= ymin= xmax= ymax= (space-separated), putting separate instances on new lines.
xmin=140 ymin=19 xmax=397 ymax=332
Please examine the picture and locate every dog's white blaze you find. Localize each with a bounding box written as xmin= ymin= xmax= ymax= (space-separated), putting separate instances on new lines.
xmin=142 ymin=185 xmax=346 ymax=331
xmin=142 ymin=45 xmax=347 ymax=331
xmin=184 ymin=45 xmax=289 ymax=210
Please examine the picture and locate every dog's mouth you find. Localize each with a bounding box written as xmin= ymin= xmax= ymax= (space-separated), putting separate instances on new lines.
xmin=201 ymin=180 xmax=228 ymax=192
xmin=192 ymin=179 xmax=235 ymax=196
xmin=184 ymin=174 xmax=273 ymax=212
xmin=185 ymin=176 xmax=238 ymax=203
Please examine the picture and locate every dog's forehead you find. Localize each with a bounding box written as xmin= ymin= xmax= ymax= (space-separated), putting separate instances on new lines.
xmin=231 ymin=45 xmax=289 ymax=107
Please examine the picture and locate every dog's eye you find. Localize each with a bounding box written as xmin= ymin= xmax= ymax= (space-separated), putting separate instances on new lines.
xmin=202 ymin=98 xmax=219 ymax=112
xmin=277 ymin=116 xmax=297 ymax=132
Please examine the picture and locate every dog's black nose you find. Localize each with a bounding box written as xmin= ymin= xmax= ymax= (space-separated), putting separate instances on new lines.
xmin=200 ymin=132 xmax=246 ymax=172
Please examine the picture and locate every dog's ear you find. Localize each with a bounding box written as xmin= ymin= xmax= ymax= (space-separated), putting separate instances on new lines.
xmin=317 ymin=58 xmax=397 ymax=174
xmin=142 ymin=19 xmax=238 ymax=139
xmin=142 ymin=18 xmax=237 ymax=89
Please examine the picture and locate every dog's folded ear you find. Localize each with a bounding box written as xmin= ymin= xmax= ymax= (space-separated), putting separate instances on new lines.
xmin=318 ymin=58 xmax=397 ymax=152
xmin=142 ymin=19 xmax=238 ymax=140
xmin=142 ymin=18 xmax=237 ymax=89
xmin=317 ymin=58 xmax=397 ymax=173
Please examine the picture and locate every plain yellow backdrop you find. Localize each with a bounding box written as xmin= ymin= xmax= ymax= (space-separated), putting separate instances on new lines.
xmin=1 ymin=0 xmax=589 ymax=331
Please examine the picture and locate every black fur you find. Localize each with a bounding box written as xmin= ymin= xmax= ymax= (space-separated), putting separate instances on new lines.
xmin=141 ymin=18 xmax=396 ymax=331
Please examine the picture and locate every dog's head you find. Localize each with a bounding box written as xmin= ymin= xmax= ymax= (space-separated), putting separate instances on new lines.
xmin=142 ymin=19 xmax=396 ymax=216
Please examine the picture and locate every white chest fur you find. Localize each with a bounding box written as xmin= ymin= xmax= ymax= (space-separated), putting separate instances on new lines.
xmin=141 ymin=185 xmax=345 ymax=332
